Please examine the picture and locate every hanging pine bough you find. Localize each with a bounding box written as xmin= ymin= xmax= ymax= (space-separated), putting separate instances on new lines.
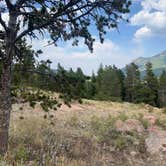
xmin=0 ymin=0 xmax=131 ymax=155
xmin=11 ymin=87 xmax=60 ymax=112
xmin=10 ymin=50 xmax=83 ymax=109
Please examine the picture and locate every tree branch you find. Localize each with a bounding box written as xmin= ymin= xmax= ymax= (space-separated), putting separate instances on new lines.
xmin=0 ymin=30 xmax=5 ymax=39
xmin=15 ymin=0 xmax=28 ymax=8
xmin=5 ymin=0 xmax=13 ymax=11
xmin=14 ymin=68 xmax=58 ymax=81
xmin=15 ymin=2 xmax=96 ymax=42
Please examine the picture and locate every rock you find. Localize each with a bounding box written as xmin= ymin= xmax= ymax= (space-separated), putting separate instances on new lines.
xmin=145 ymin=128 xmax=166 ymax=154
xmin=115 ymin=119 xmax=144 ymax=133
xmin=130 ymin=151 xmax=137 ymax=156
xmin=143 ymin=115 xmax=157 ymax=126
xmin=27 ymin=161 xmax=34 ymax=166
xmin=147 ymin=125 xmax=162 ymax=133
xmin=125 ymin=119 xmax=144 ymax=133
xmin=114 ymin=120 xmax=125 ymax=131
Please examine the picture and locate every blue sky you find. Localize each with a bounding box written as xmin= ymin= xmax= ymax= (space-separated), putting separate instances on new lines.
xmin=32 ymin=0 xmax=166 ymax=75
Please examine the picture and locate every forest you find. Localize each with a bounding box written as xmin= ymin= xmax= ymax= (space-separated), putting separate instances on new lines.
xmin=4 ymin=41 xmax=165 ymax=108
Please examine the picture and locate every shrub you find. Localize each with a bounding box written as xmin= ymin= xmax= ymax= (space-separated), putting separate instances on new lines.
xmin=90 ymin=115 xmax=135 ymax=150
xmin=162 ymin=108 xmax=166 ymax=114
xmin=137 ymin=113 xmax=148 ymax=129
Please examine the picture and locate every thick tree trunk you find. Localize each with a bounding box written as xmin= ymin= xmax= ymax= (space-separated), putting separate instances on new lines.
xmin=0 ymin=62 xmax=12 ymax=155
xmin=0 ymin=11 xmax=17 ymax=155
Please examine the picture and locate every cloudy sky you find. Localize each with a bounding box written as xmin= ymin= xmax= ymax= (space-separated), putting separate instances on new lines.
xmin=32 ymin=0 xmax=166 ymax=75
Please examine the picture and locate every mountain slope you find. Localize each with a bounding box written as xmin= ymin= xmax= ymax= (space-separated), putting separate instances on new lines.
xmin=128 ymin=51 xmax=166 ymax=77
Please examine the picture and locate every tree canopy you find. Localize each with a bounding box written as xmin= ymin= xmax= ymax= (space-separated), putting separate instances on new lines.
xmin=0 ymin=0 xmax=131 ymax=54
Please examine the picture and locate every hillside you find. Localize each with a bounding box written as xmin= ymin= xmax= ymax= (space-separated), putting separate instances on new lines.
xmin=133 ymin=50 xmax=166 ymax=76
xmin=2 ymin=99 xmax=166 ymax=165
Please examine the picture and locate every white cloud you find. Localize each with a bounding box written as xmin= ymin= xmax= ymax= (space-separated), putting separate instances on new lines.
xmin=31 ymin=39 xmax=134 ymax=75
xmin=131 ymin=0 xmax=166 ymax=40
xmin=141 ymin=0 xmax=166 ymax=11
xmin=134 ymin=26 xmax=152 ymax=40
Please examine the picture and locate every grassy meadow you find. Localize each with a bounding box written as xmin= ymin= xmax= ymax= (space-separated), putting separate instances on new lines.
xmin=0 ymin=99 xmax=165 ymax=165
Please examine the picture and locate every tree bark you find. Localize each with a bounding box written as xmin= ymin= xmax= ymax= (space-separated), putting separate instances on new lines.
xmin=0 ymin=61 xmax=12 ymax=155
xmin=0 ymin=12 xmax=17 ymax=155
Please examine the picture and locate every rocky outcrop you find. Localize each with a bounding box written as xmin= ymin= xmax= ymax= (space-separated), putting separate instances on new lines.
xmin=145 ymin=126 xmax=166 ymax=154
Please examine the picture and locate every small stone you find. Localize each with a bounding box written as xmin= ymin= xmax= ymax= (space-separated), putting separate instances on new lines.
xmin=130 ymin=151 xmax=137 ymax=156
xmin=114 ymin=120 xmax=125 ymax=132
xmin=27 ymin=161 xmax=34 ymax=166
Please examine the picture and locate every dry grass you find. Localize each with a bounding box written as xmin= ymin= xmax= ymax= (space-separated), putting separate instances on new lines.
xmin=0 ymin=99 xmax=165 ymax=165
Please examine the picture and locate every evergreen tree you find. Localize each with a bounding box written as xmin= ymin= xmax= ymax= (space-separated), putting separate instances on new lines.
xmin=96 ymin=63 xmax=104 ymax=91
xmin=117 ymin=68 xmax=125 ymax=100
xmin=96 ymin=65 xmax=123 ymax=101
xmin=124 ymin=63 xmax=141 ymax=103
xmin=12 ymin=39 xmax=39 ymax=87
xmin=85 ymin=71 xmax=97 ymax=99
xmin=35 ymin=60 xmax=54 ymax=90
xmin=75 ymin=67 xmax=86 ymax=98
xmin=142 ymin=62 xmax=159 ymax=106
xmin=158 ymin=70 xmax=166 ymax=107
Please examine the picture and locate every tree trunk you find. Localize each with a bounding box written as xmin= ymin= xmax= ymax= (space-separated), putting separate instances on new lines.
xmin=0 ymin=61 xmax=12 ymax=155
xmin=0 ymin=11 xmax=17 ymax=155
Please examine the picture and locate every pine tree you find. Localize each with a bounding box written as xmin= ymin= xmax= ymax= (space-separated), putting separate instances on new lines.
xmin=143 ymin=62 xmax=159 ymax=106
xmin=96 ymin=65 xmax=123 ymax=101
xmin=117 ymin=69 xmax=125 ymax=100
xmin=158 ymin=70 xmax=166 ymax=107
xmin=96 ymin=63 xmax=104 ymax=91
xmin=85 ymin=71 xmax=97 ymax=99
xmin=36 ymin=60 xmax=53 ymax=90
xmin=75 ymin=67 xmax=86 ymax=98
xmin=124 ymin=63 xmax=141 ymax=103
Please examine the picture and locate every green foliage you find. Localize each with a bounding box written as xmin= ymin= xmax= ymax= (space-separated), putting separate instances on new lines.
xmin=6 ymin=43 xmax=166 ymax=111
xmin=95 ymin=65 xmax=124 ymax=101
xmin=12 ymin=0 xmax=131 ymax=52
xmin=155 ymin=119 xmax=166 ymax=130
xmin=158 ymin=70 xmax=166 ymax=107
xmin=143 ymin=62 xmax=159 ymax=106
xmin=118 ymin=112 xmax=128 ymax=121
xmin=162 ymin=108 xmax=166 ymax=114
xmin=9 ymin=55 xmax=166 ymax=111
xmin=124 ymin=63 xmax=141 ymax=103
xmin=14 ymin=146 xmax=29 ymax=161
xmin=90 ymin=115 xmax=116 ymax=137
xmin=13 ymin=88 xmax=59 ymax=112
xmin=136 ymin=113 xmax=148 ymax=129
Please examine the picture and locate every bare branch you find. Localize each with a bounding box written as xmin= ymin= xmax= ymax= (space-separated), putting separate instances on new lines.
xmin=15 ymin=0 xmax=28 ymax=8
xmin=0 ymin=30 xmax=5 ymax=39
xmin=5 ymin=0 xmax=13 ymax=11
